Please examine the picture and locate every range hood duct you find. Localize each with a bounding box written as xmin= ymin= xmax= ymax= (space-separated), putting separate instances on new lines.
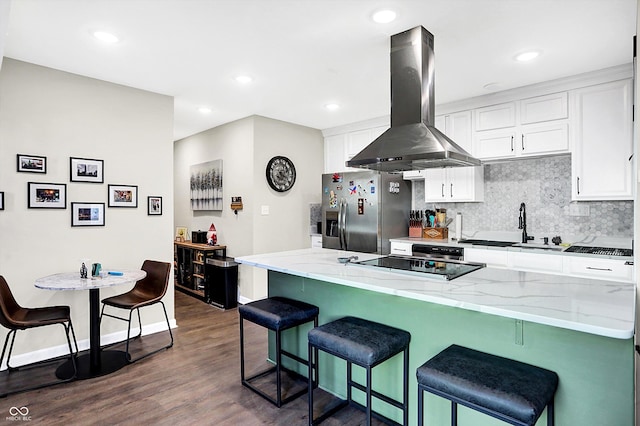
xmin=346 ymin=26 xmax=481 ymax=172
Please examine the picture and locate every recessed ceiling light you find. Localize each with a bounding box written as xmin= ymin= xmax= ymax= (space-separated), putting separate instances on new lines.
xmin=372 ymin=9 xmax=397 ymax=24
xmin=483 ymin=83 xmax=503 ymax=92
xmin=325 ymin=103 xmax=340 ymax=111
xmin=515 ymin=50 xmax=541 ymax=62
xmin=235 ymin=75 xmax=253 ymax=84
xmin=198 ymin=107 xmax=212 ymax=114
xmin=93 ymin=31 xmax=119 ymax=43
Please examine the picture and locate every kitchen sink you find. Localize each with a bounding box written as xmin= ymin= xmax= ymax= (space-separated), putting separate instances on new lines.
xmin=511 ymin=243 xmax=565 ymax=251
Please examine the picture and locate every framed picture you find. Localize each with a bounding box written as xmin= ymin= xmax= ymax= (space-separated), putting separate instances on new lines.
xmin=190 ymin=159 xmax=223 ymax=211
xmin=175 ymin=226 xmax=188 ymax=242
xmin=27 ymin=182 xmax=66 ymax=209
xmin=17 ymin=154 xmax=46 ymax=173
xmin=0 ymin=192 xmax=4 ymax=210
xmin=108 ymin=184 xmax=138 ymax=208
xmin=70 ymin=157 xmax=104 ymax=183
xmin=147 ymin=196 xmax=162 ymax=215
xmin=71 ymin=202 xmax=105 ymax=227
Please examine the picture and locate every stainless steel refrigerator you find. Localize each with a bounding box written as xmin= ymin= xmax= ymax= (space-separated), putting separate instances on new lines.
xmin=321 ymin=171 xmax=411 ymax=254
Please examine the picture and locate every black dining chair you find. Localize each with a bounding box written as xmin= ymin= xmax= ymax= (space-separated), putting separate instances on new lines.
xmin=99 ymin=260 xmax=173 ymax=363
xmin=0 ymin=275 xmax=78 ymax=396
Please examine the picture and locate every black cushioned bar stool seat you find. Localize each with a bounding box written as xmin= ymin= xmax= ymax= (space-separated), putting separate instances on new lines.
xmin=417 ymin=344 xmax=558 ymax=426
xmin=308 ymin=316 xmax=411 ymax=426
xmin=239 ymin=296 xmax=319 ymax=407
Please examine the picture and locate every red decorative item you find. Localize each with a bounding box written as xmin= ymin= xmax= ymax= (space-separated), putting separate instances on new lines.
xmin=207 ymin=223 xmax=217 ymax=245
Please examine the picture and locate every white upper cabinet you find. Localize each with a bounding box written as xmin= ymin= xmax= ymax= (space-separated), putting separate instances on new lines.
xmin=323 ymin=125 xmax=387 ymax=174
xmin=474 ymin=92 xmax=569 ymax=160
xmin=571 ymin=79 xmax=633 ymax=200
xmin=425 ymin=111 xmax=484 ymax=202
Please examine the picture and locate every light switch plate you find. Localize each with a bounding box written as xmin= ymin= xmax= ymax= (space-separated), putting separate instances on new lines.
xmin=261 ymin=205 xmax=269 ymax=215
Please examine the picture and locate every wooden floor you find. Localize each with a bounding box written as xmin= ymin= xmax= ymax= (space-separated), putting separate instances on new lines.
xmin=0 ymin=290 xmax=388 ymax=425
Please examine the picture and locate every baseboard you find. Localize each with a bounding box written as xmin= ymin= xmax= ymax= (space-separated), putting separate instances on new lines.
xmin=238 ymin=295 xmax=253 ymax=305
xmin=1 ymin=319 xmax=177 ymax=371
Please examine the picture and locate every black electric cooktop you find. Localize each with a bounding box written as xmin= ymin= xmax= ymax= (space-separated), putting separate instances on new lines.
xmin=564 ymin=246 xmax=633 ymax=257
xmin=352 ymin=256 xmax=485 ymax=281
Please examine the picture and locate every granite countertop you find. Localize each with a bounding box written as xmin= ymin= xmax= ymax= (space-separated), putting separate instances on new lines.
xmin=236 ymin=248 xmax=635 ymax=339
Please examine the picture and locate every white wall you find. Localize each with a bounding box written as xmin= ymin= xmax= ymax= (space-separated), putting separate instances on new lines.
xmin=0 ymin=58 xmax=174 ymax=355
xmin=173 ymin=115 xmax=323 ymax=300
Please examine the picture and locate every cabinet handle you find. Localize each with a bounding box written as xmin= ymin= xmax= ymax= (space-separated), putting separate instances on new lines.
xmin=577 ymin=177 xmax=580 ymax=195
xmin=521 ymin=134 xmax=525 ymax=151
xmin=441 ymin=183 xmax=445 ymax=198
xmin=510 ymin=136 xmax=514 ymax=152
xmin=450 ymin=183 xmax=453 ymax=198
xmin=586 ymin=266 xmax=613 ymax=272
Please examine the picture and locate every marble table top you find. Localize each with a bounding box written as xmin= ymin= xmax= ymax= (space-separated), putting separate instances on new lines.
xmin=236 ymin=248 xmax=635 ymax=339
xmin=35 ymin=270 xmax=146 ymax=291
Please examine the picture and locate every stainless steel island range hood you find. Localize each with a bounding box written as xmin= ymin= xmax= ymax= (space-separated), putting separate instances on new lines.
xmin=347 ymin=26 xmax=481 ymax=172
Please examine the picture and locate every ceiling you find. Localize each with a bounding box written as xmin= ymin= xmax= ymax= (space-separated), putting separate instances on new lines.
xmin=2 ymin=0 xmax=637 ymax=141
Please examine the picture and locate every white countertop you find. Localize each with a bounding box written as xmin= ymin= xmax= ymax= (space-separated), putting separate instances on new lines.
xmin=236 ymin=248 xmax=635 ymax=339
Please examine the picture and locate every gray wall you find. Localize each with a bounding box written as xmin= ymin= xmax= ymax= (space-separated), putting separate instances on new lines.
xmin=173 ymin=115 xmax=324 ymax=300
xmin=413 ymin=155 xmax=634 ymax=240
xmin=0 ymin=59 xmax=175 ymax=356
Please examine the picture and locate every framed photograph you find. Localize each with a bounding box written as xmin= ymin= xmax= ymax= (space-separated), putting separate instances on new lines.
xmin=108 ymin=184 xmax=138 ymax=208
xmin=70 ymin=157 xmax=104 ymax=183
xmin=27 ymin=182 xmax=66 ymax=209
xmin=71 ymin=202 xmax=105 ymax=227
xmin=190 ymin=159 xmax=223 ymax=211
xmin=175 ymin=226 xmax=188 ymax=242
xmin=0 ymin=192 xmax=4 ymax=210
xmin=17 ymin=154 xmax=46 ymax=173
xmin=147 ymin=196 xmax=162 ymax=215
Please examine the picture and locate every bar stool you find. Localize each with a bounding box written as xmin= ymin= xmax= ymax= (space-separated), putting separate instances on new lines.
xmin=308 ymin=316 xmax=411 ymax=426
xmin=239 ymin=296 xmax=319 ymax=407
xmin=417 ymin=344 xmax=558 ymax=426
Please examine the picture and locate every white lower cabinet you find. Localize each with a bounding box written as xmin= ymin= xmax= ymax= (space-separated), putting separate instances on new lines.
xmin=464 ymin=248 xmax=509 ymax=268
xmin=310 ymin=235 xmax=322 ymax=248
xmin=508 ymin=252 xmax=564 ymax=274
xmin=563 ymin=256 xmax=633 ymax=282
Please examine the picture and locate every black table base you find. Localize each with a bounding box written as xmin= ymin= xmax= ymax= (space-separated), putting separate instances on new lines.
xmin=56 ymin=349 xmax=128 ymax=380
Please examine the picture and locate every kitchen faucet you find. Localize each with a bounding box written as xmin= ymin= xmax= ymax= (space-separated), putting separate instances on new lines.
xmin=518 ymin=202 xmax=534 ymax=244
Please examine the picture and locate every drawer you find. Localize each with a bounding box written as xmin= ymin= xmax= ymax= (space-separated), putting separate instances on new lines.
xmin=390 ymin=242 xmax=413 ymax=256
xmin=563 ymin=256 xmax=633 ymax=282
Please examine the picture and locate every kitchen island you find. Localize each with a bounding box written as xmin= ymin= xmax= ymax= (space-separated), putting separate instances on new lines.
xmin=236 ymin=248 xmax=635 ymax=425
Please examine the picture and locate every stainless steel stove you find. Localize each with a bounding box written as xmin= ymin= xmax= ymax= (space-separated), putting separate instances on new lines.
xmin=564 ymin=246 xmax=633 ymax=257
xmin=351 ymin=256 xmax=485 ymax=281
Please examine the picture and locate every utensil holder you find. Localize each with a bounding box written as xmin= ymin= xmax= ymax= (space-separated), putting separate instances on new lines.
xmin=423 ymin=227 xmax=448 ymax=240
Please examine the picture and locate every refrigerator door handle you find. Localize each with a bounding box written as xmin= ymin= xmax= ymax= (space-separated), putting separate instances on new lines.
xmin=339 ymin=198 xmax=347 ymax=250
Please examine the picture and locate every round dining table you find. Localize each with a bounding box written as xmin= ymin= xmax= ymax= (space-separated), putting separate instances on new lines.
xmin=35 ymin=270 xmax=146 ymax=380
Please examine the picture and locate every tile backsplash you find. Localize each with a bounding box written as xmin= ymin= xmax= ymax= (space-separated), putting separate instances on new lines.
xmin=413 ymin=155 xmax=633 ymax=239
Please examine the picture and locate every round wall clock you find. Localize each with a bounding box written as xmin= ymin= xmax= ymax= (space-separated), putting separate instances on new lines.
xmin=266 ymin=156 xmax=296 ymax=192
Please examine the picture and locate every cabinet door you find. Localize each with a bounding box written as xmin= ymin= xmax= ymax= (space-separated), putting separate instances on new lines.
xmin=572 ymin=79 xmax=633 ymax=200
xmin=464 ymin=248 xmax=509 ymax=268
xmin=446 ymin=111 xmax=473 ymax=153
xmin=449 ymin=167 xmax=484 ymax=202
xmin=520 ymin=92 xmax=568 ymax=124
xmin=475 ymin=129 xmax=517 ymax=159
xmin=324 ymin=134 xmax=346 ymax=173
xmin=520 ymin=122 xmax=569 ymax=156
xmin=475 ymin=102 xmax=516 ymax=131
xmin=424 ymin=168 xmax=447 ymax=202
xmin=508 ymin=252 xmax=564 ymax=274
